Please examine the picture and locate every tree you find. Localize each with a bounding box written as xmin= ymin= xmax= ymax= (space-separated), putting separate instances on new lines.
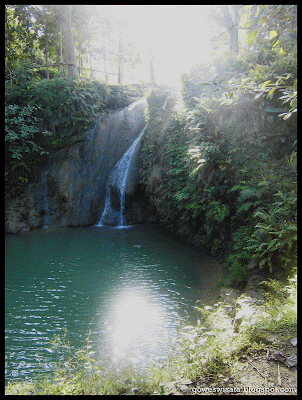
xmin=57 ymin=5 xmax=78 ymax=78
xmin=221 ymin=5 xmax=239 ymax=55
xmin=117 ymin=23 xmax=123 ymax=84
xmin=5 ymin=5 xmax=37 ymax=83
xmin=71 ymin=6 xmax=98 ymax=78
xmin=149 ymin=56 xmax=155 ymax=85
xmin=31 ymin=5 xmax=61 ymax=79
xmin=246 ymin=5 xmax=297 ymax=52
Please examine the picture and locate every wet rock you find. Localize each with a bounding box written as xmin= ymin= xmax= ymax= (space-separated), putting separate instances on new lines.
xmin=204 ymin=331 xmax=216 ymax=337
xmin=179 ymin=384 xmax=191 ymax=393
xmin=269 ymin=352 xmax=297 ymax=368
xmin=290 ymin=337 xmax=297 ymax=347
xmin=219 ymin=288 xmax=240 ymax=302
xmin=181 ymin=379 xmax=193 ymax=385
xmin=5 ymin=99 xmax=149 ymax=232
xmin=182 ymin=325 xmax=195 ymax=331
xmin=5 ymin=184 xmax=45 ymax=233
xmin=198 ymin=337 xmax=208 ymax=345
xmin=247 ymin=257 xmax=259 ymax=270
xmin=163 ymin=381 xmax=177 ymax=392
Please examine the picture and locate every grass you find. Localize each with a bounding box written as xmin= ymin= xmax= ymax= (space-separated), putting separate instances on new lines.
xmin=257 ymin=274 xmax=297 ymax=340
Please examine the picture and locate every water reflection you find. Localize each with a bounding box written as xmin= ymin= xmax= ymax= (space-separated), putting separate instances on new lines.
xmin=5 ymin=225 xmax=222 ymax=381
xmin=107 ymin=290 xmax=169 ymax=364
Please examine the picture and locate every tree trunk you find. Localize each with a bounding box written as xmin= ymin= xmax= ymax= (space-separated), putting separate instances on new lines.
xmin=60 ymin=5 xmax=78 ymax=78
xmin=222 ymin=5 xmax=239 ymax=55
xmin=45 ymin=47 xmax=50 ymax=79
xmin=102 ymin=30 xmax=108 ymax=82
xmin=87 ymin=31 xmax=93 ymax=78
xmin=59 ymin=24 xmax=63 ymax=75
xmin=103 ymin=53 xmax=108 ymax=82
xmin=89 ymin=52 xmax=93 ymax=78
xmin=118 ymin=27 xmax=123 ymax=84
xmin=149 ymin=57 xmax=155 ymax=85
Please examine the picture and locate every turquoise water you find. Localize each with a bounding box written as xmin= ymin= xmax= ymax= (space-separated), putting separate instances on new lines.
xmin=5 ymin=225 xmax=222 ymax=382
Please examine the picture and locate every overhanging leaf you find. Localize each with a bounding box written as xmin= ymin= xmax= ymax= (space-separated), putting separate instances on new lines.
xmin=261 ymin=80 xmax=271 ymax=88
xmin=269 ymin=30 xmax=278 ymax=39
xmin=248 ymin=30 xmax=257 ymax=45
xmin=267 ymin=87 xmax=277 ymax=98
xmin=237 ymin=202 xmax=254 ymax=214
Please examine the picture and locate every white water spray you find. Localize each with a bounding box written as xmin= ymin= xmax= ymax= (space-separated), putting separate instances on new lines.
xmin=97 ymin=124 xmax=147 ymax=227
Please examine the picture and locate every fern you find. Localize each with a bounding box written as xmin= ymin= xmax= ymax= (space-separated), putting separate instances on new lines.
xmin=246 ymin=191 xmax=297 ymax=273
xmin=226 ymin=226 xmax=254 ymax=285
xmin=238 ymin=187 xmax=262 ymax=203
xmin=236 ymin=201 xmax=254 ymax=214
xmin=206 ymin=201 xmax=229 ymax=223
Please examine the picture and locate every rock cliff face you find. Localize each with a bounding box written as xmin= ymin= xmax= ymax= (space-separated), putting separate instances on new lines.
xmin=5 ymin=98 xmax=154 ymax=233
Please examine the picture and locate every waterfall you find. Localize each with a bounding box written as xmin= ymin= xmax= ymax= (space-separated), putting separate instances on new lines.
xmin=41 ymin=157 xmax=53 ymax=228
xmin=97 ymin=125 xmax=147 ymax=228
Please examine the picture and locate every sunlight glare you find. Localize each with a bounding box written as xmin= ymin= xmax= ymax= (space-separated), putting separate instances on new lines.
xmin=108 ymin=291 xmax=166 ymax=361
xmin=93 ymin=5 xmax=214 ymax=88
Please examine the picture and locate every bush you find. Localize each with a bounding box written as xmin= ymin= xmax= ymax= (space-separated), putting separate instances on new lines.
xmin=5 ymin=77 xmax=133 ymax=199
xmin=226 ymin=226 xmax=254 ymax=287
xmin=247 ymin=190 xmax=297 ymax=273
xmin=25 ymin=78 xmax=130 ymax=138
xmin=257 ymin=275 xmax=297 ymax=338
xmin=5 ymin=103 xmax=52 ymax=198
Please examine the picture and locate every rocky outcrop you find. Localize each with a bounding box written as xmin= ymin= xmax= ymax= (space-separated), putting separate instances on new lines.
xmin=5 ymin=184 xmax=46 ymax=234
xmin=5 ymin=98 xmax=155 ymax=233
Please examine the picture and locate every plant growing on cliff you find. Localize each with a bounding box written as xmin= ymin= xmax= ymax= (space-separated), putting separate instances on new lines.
xmin=5 ymin=78 xmax=135 ymax=199
xmin=246 ymin=190 xmax=297 ymax=273
xmin=5 ymin=104 xmax=52 ymax=198
xmin=26 ymin=78 xmax=130 ymax=138
xmin=5 ymin=104 xmax=52 ymax=160
xmin=226 ymin=226 xmax=255 ymax=286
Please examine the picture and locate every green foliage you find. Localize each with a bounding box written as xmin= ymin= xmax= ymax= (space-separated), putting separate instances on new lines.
xmin=5 ymin=104 xmax=51 ymax=160
xmin=201 ymin=354 xmax=232 ymax=382
xmin=257 ymin=275 xmax=297 ymax=338
xmin=205 ymin=201 xmax=229 ymax=224
xmin=5 ymin=103 xmax=52 ymax=198
xmin=246 ymin=190 xmax=297 ymax=273
xmin=5 ymin=77 xmax=132 ymax=199
xmin=5 ymin=5 xmax=37 ymax=84
xmin=246 ymin=5 xmax=297 ymax=52
xmin=141 ymin=19 xmax=296 ymax=283
xmin=226 ymin=226 xmax=254 ymax=286
xmin=25 ymin=78 xmax=129 ymax=138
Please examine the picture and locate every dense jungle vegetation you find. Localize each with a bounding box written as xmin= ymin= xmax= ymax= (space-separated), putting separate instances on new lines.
xmin=140 ymin=9 xmax=297 ymax=286
xmin=5 ymin=5 xmax=297 ymax=394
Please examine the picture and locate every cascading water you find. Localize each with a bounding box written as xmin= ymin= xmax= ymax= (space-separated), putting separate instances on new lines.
xmin=41 ymin=156 xmax=53 ymax=228
xmin=97 ymin=124 xmax=147 ymax=228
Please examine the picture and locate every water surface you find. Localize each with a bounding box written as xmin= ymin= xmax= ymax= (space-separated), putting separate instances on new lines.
xmin=5 ymin=225 xmax=222 ymax=382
